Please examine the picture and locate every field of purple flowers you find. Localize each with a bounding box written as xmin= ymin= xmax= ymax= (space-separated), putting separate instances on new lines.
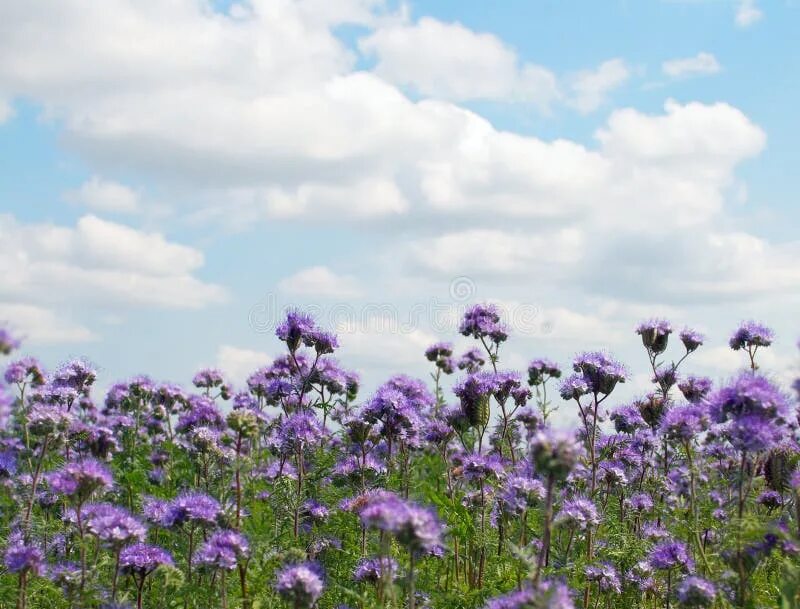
xmin=0 ymin=306 xmax=798 ymax=609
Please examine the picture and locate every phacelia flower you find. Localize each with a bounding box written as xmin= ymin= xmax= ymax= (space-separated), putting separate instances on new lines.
xmin=636 ymin=319 xmax=672 ymax=354
xmin=676 ymin=576 xmax=716 ymax=607
xmin=195 ymin=530 xmax=250 ymax=570
xmin=729 ymin=321 xmax=774 ymax=351
xmin=274 ymin=562 xmax=325 ymax=608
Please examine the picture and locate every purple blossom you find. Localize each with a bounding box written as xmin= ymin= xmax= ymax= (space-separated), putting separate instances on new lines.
xmin=555 ymin=498 xmax=600 ymax=531
xmin=584 ymin=562 xmax=621 ymax=594
xmin=163 ymin=492 xmax=221 ymax=528
xmin=358 ymin=493 xmax=445 ymax=556
xmin=274 ymin=561 xmax=325 ymax=608
xmin=558 ymin=374 xmax=590 ymax=401
xmin=459 ymin=303 xmax=509 ymax=344
xmin=679 ymin=329 xmax=704 ymax=353
xmin=47 ymin=458 xmax=113 ymax=501
xmin=192 ymin=368 xmax=225 ymax=389
xmin=119 ymin=543 xmax=173 ymax=577
xmin=353 ymin=556 xmax=399 ymax=583
xmin=676 ymin=576 xmax=716 ymax=607
xmin=482 ymin=579 xmax=575 ymax=609
xmin=636 ymin=319 xmax=672 ymax=354
xmin=276 ymin=310 xmax=317 ymax=352
xmin=426 ymin=342 xmax=453 ymax=361
xmin=610 ymin=404 xmax=646 ymax=433
xmin=729 ymin=321 xmax=774 ymax=350
xmin=530 ymin=427 xmax=582 ymax=480
xmin=661 ymin=404 xmax=709 ymax=442
xmin=457 ymin=347 xmax=486 ymax=373
xmin=648 ymin=540 xmax=694 ymax=572
xmin=572 ymin=352 xmax=626 ymax=396
xmin=5 ymin=356 xmax=45 ymax=386
xmin=678 ymin=376 xmax=713 ymax=404
xmin=195 ymin=530 xmax=250 ymax=570
xmin=4 ymin=533 xmax=43 ymax=575
xmin=0 ymin=326 xmax=21 ymax=355
xmin=527 ymin=359 xmax=562 ymax=386
xmin=83 ymin=503 xmax=147 ymax=548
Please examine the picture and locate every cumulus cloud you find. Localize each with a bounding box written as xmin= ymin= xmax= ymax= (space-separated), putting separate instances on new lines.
xmin=278 ymin=266 xmax=363 ymax=299
xmin=216 ymin=344 xmax=270 ymax=385
xmin=735 ymin=0 xmax=763 ymax=28
xmin=567 ymin=59 xmax=630 ymax=114
xmin=358 ymin=17 xmax=559 ymax=108
xmin=0 ymin=303 xmax=95 ymax=343
xmin=0 ymin=213 xmax=227 ymax=309
xmin=64 ymin=176 xmax=140 ymax=213
xmin=662 ymin=52 xmax=721 ymax=78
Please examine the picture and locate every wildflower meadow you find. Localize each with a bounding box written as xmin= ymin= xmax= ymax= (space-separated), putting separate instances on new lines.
xmin=0 ymin=308 xmax=798 ymax=609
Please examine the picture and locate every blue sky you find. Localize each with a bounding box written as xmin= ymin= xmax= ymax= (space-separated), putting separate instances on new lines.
xmin=0 ymin=0 xmax=797 ymax=407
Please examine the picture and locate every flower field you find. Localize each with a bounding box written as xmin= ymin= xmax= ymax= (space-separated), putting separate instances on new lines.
xmin=0 ymin=307 xmax=798 ymax=609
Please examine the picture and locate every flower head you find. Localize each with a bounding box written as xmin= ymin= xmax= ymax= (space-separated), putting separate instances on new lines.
xmin=195 ymin=530 xmax=250 ymax=570
xmin=119 ymin=543 xmax=173 ymax=577
xmin=729 ymin=321 xmax=774 ymax=350
xmin=274 ymin=562 xmax=325 ymax=608
xmin=676 ymin=576 xmax=716 ymax=607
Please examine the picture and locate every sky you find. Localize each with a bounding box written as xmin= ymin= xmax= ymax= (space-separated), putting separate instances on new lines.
xmin=0 ymin=0 xmax=798 ymax=410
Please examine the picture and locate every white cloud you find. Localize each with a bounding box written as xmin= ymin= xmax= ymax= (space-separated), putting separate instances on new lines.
xmin=65 ymin=176 xmax=140 ymax=213
xmin=662 ymin=52 xmax=721 ymax=78
xmin=0 ymin=98 xmax=13 ymax=124
xmin=410 ymin=229 xmax=584 ymax=276
xmin=358 ymin=17 xmax=559 ymax=108
xmin=0 ymin=213 xmax=227 ymax=309
xmin=567 ymin=59 xmax=630 ymax=114
xmin=0 ymin=303 xmax=95 ymax=343
xmin=735 ymin=0 xmax=763 ymax=28
xmin=216 ymin=344 xmax=270 ymax=385
xmin=278 ymin=266 xmax=363 ymax=299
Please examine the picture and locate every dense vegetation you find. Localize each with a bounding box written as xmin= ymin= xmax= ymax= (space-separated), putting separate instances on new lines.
xmin=0 ymin=307 xmax=798 ymax=609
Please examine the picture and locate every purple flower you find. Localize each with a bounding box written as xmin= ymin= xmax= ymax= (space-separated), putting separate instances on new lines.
xmin=303 ymin=499 xmax=330 ymax=522
xmin=676 ymin=576 xmax=716 ymax=607
xmin=306 ymin=330 xmax=339 ymax=355
xmin=453 ymin=372 xmax=496 ymax=428
xmin=276 ymin=310 xmax=317 ymax=352
xmin=353 ymin=556 xmax=399 ymax=583
xmin=4 ymin=533 xmax=43 ymax=575
xmin=756 ymin=490 xmax=782 ymax=510
xmin=648 ymin=540 xmax=694 ymax=572
xmin=729 ymin=321 xmax=774 ymax=350
xmin=163 ymin=492 xmax=221 ymax=528
xmin=457 ymin=347 xmax=486 ymax=373
xmin=555 ymin=498 xmax=600 ymax=531
xmin=459 ymin=451 xmax=506 ymax=483
xmin=625 ymin=492 xmax=654 ymax=513
xmin=119 ymin=543 xmax=173 ymax=577
xmin=527 ymin=359 xmax=562 ymax=386
xmin=636 ymin=319 xmax=672 ymax=354
xmin=0 ymin=326 xmax=21 ymax=355
xmin=83 ymin=503 xmax=147 ymax=548
xmin=572 ymin=352 xmax=626 ymax=395
xmin=459 ymin=303 xmax=508 ymax=344
xmin=678 ymin=376 xmax=713 ymax=404
xmin=708 ymin=373 xmax=792 ymax=452
xmin=497 ymin=474 xmax=545 ymax=516
xmin=5 ymin=356 xmax=45 ymax=386
xmin=192 ymin=368 xmax=225 ymax=390
xmin=482 ymin=579 xmax=575 ymax=609
xmin=559 ymin=374 xmax=590 ymax=401
xmin=358 ymin=493 xmax=445 ymax=556
xmin=274 ymin=561 xmax=325 ymax=608
xmin=679 ymin=329 xmax=704 ymax=353
xmin=425 ymin=342 xmax=453 ymax=362
xmin=584 ymin=562 xmax=621 ymax=594
xmin=661 ymin=404 xmax=709 ymax=442
xmin=274 ymin=412 xmax=325 ymax=455
xmin=530 ymin=427 xmax=582 ymax=480
xmin=48 ymin=458 xmax=113 ymax=501
xmin=610 ymin=404 xmax=646 ymax=433
xmin=195 ymin=530 xmax=250 ymax=570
